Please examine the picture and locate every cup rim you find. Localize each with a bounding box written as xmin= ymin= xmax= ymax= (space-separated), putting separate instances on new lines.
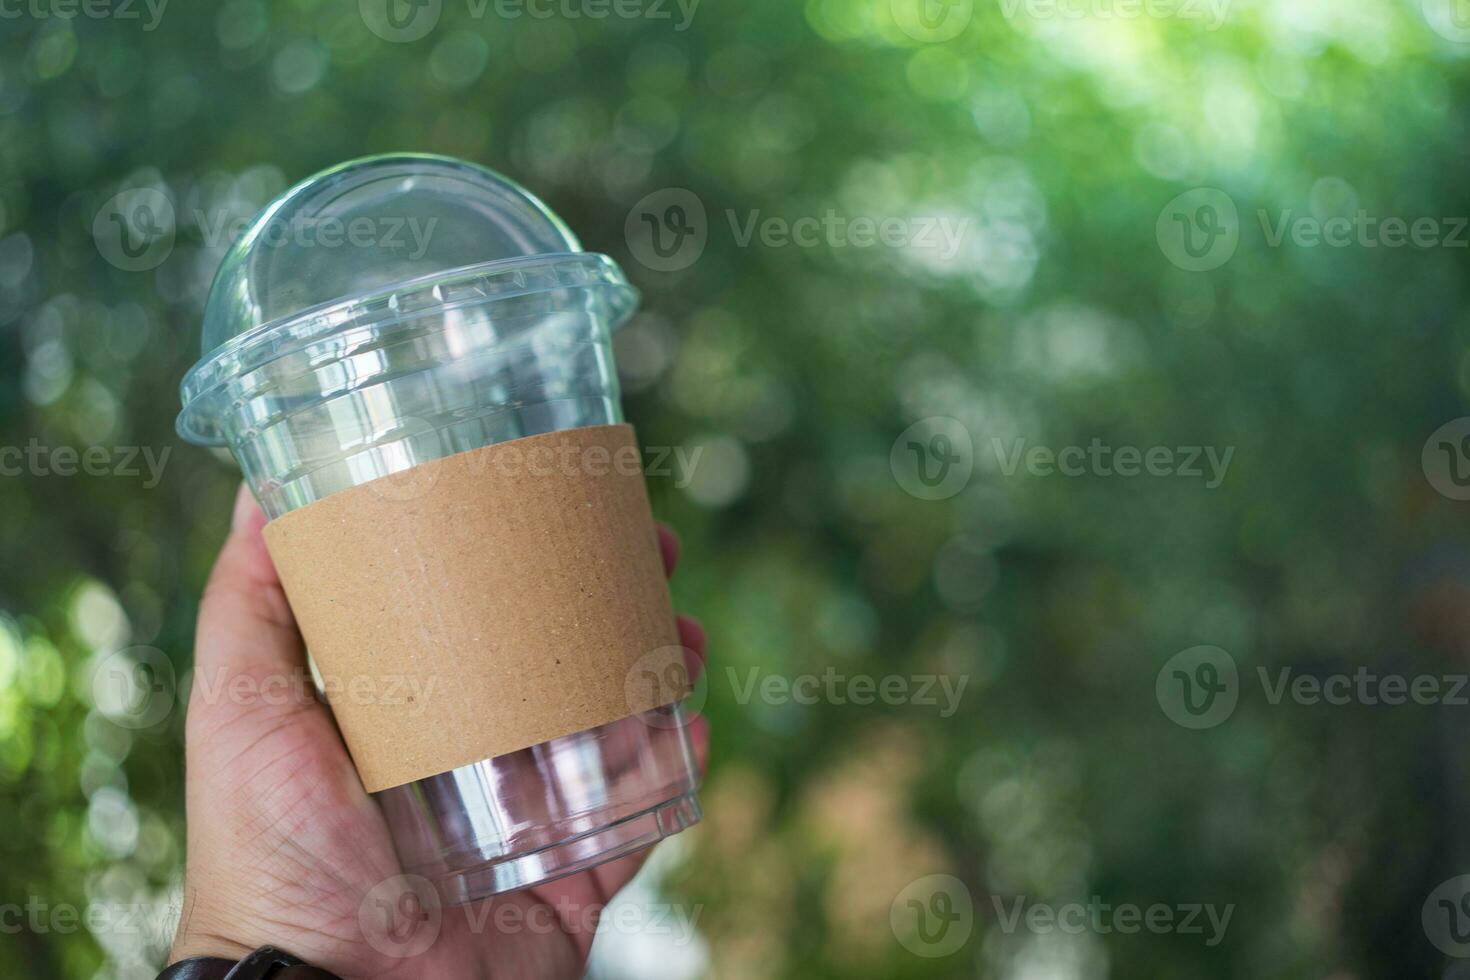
xmin=176 ymin=251 xmax=639 ymax=446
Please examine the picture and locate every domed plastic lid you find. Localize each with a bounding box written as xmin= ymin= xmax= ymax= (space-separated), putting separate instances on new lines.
xmin=177 ymin=153 xmax=637 ymax=445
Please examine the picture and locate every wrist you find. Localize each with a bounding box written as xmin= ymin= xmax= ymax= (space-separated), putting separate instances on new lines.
xmin=169 ymin=891 xmax=360 ymax=979
xmin=170 ymin=933 xmax=258 ymax=966
xmin=171 ymin=892 xmax=258 ymax=965
xmin=170 ymin=880 xmax=288 ymax=965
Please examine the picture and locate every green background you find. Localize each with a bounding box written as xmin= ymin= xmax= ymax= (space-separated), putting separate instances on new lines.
xmin=3 ymin=0 xmax=1470 ymax=976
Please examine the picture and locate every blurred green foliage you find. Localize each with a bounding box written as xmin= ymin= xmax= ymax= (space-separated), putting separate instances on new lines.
xmin=3 ymin=0 xmax=1470 ymax=977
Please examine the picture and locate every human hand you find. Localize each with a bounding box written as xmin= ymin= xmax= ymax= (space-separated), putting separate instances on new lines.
xmin=169 ymin=485 xmax=709 ymax=978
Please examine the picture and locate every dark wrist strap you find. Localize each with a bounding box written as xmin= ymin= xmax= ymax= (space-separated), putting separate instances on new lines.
xmin=159 ymin=946 xmax=341 ymax=980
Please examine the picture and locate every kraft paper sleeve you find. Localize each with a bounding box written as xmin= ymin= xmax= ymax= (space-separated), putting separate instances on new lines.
xmin=261 ymin=423 xmax=690 ymax=792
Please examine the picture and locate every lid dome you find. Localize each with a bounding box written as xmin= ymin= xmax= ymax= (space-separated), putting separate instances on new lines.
xmin=178 ymin=154 xmax=636 ymax=445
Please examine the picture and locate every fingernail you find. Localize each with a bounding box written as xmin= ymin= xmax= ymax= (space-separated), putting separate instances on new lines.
xmin=232 ymin=484 xmax=262 ymax=532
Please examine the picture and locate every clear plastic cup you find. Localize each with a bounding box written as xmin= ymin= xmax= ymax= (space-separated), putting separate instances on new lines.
xmin=176 ymin=154 xmax=700 ymax=905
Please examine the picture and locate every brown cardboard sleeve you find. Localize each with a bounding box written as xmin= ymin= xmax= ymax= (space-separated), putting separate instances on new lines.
xmin=262 ymin=423 xmax=690 ymax=792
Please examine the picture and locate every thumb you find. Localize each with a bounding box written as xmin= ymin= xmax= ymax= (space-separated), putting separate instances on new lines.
xmin=189 ymin=484 xmax=315 ymax=732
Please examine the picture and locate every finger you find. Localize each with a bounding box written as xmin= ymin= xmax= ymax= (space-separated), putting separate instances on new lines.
xmin=676 ymin=615 xmax=709 ymax=769
xmin=516 ymin=609 xmax=709 ymax=935
xmin=559 ymin=706 xmax=709 ymax=910
xmin=675 ymin=616 xmax=708 ymax=771
xmin=688 ymin=713 xmax=710 ymax=774
xmin=192 ymin=485 xmax=310 ymax=713
xmin=658 ymin=524 xmax=679 ymax=578
xmin=677 ymin=615 xmax=706 ymax=683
